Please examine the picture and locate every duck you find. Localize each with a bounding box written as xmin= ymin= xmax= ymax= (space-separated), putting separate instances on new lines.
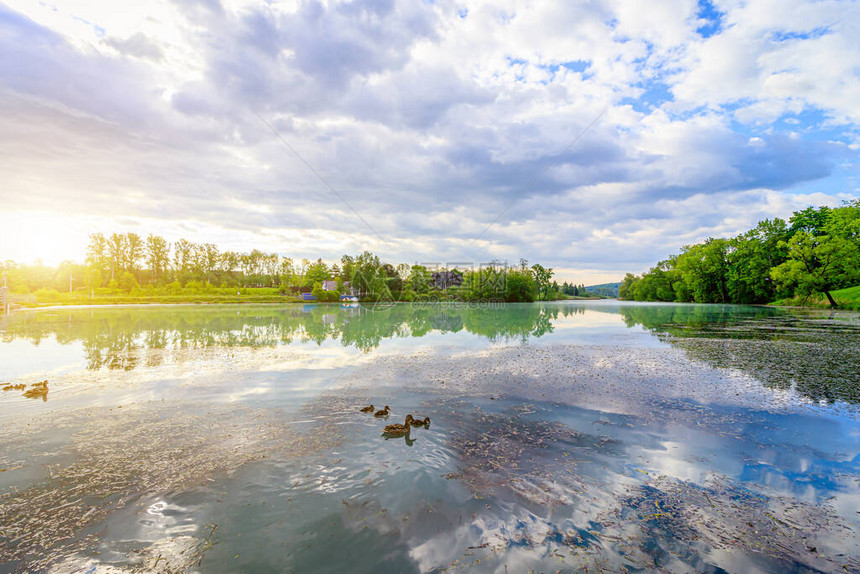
xmin=23 ymin=380 xmax=49 ymax=401
xmin=373 ymin=405 xmax=391 ymax=417
xmin=410 ymin=416 xmax=430 ymax=427
xmin=359 ymin=404 xmax=375 ymax=413
xmin=383 ymin=415 xmax=414 ymax=436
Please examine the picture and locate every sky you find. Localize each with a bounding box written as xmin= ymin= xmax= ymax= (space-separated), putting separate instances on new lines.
xmin=0 ymin=0 xmax=858 ymax=283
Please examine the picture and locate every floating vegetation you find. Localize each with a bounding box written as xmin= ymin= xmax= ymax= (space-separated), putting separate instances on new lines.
xmin=0 ymin=403 xmax=341 ymax=571
xmin=623 ymin=307 xmax=860 ymax=405
xmin=446 ymin=407 xmax=584 ymax=507
xmin=670 ymin=336 xmax=860 ymax=404
xmin=326 ymin=342 xmax=860 ymax=572
xmin=605 ymin=474 xmax=860 ymax=572
xmin=342 ymin=343 xmax=806 ymax=421
xmin=426 ymin=472 xmax=860 ymax=573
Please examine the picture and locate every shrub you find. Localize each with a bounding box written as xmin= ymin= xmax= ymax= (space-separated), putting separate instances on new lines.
xmin=34 ymin=288 xmax=61 ymax=301
xmin=184 ymin=280 xmax=205 ymax=293
xmin=311 ymin=282 xmax=325 ymax=301
xmin=118 ymin=271 xmax=139 ymax=293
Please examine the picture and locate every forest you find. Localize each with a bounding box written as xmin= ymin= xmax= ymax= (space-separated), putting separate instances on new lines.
xmin=0 ymin=233 xmax=599 ymax=305
xmin=619 ymin=200 xmax=860 ymax=308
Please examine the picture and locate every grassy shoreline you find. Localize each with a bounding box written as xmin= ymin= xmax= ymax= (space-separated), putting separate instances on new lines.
xmin=11 ymin=289 xmax=858 ymax=310
xmin=5 ymin=287 xmax=606 ymax=309
xmin=770 ymin=285 xmax=860 ymax=310
xmin=9 ymin=291 xmax=304 ymax=308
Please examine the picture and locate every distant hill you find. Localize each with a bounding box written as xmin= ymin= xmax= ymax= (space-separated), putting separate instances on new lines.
xmin=585 ymin=282 xmax=621 ymax=297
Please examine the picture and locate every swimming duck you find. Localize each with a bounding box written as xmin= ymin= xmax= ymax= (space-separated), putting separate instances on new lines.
xmin=23 ymin=380 xmax=49 ymax=401
xmin=410 ymin=416 xmax=430 ymax=427
xmin=359 ymin=404 xmax=374 ymax=413
xmin=373 ymin=405 xmax=390 ymax=417
xmin=383 ymin=415 xmax=414 ymax=436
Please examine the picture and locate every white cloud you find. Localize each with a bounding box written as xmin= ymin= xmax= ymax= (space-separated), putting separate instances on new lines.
xmin=0 ymin=0 xmax=857 ymax=284
xmin=670 ymin=0 xmax=860 ymax=125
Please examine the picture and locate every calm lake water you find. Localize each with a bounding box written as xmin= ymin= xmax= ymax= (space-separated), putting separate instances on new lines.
xmin=1 ymin=301 xmax=859 ymax=573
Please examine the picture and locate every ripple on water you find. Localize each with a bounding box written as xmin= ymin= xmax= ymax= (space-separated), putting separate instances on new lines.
xmin=2 ymin=306 xmax=860 ymax=573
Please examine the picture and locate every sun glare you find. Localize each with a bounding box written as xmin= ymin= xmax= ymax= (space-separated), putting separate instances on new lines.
xmin=1 ymin=212 xmax=86 ymax=266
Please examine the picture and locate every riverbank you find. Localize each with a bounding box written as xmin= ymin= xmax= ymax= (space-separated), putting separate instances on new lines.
xmin=7 ymin=287 xmax=303 ymax=308
xmin=771 ymin=285 xmax=860 ymax=310
xmin=10 ymin=289 xmax=604 ymax=308
xmin=17 ymin=294 xmax=304 ymax=307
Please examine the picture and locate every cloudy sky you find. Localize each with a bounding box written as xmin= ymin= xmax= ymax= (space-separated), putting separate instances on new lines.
xmin=0 ymin=0 xmax=858 ymax=283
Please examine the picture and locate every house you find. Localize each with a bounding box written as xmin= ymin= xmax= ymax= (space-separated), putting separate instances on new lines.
xmin=430 ymin=270 xmax=463 ymax=290
xmin=322 ymin=280 xmax=338 ymax=291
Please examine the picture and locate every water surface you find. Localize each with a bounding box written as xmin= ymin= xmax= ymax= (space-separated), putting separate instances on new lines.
xmin=1 ymin=302 xmax=859 ymax=573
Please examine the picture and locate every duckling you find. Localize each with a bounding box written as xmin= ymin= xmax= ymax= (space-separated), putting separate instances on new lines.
xmin=373 ymin=405 xmax=390 ymax=417
xmin=383 ymin=415 xmax=414 ymax=436
xmin=410 ymin=416 xmax=430 ymax=427
xmin=359 ymin=404 xmax=375 ymax=413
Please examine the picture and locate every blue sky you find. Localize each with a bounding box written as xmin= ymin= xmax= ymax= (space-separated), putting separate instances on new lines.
xmin=0 ymin=0 xmax=858 ymax=283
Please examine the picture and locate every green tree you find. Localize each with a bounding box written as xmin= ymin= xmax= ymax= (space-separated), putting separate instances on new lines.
xmin=220 ymin=250 xmax=240 ymax=273
xmin=311 ymin=282 xmax=326 ymax=301
xmin=125 ymin=233 xmax=144 ymax=279
xmin=201 ymin=243 xmax=220 ymax=283
xmin=381 ymin=263 xmax=403 ymax=294
xmin=530 ymin=263 xmax=553 ymax=301
xmin=277 ymin=257 xmax=296 ymax=290
xmin=789 ymin=205 xmax=832 ymax=235
xmin=675 ymin=239 xmax=730 ymax=303
xmin=117 ymin=270 xmax=139 ymax=293
xmin=504 ymin=269 xmax=536 ymax=302
xmin=145 ymin=235 xmax=170 ymax=285
xmin=618 ymin=273 xmax=637 ymax=300
xmin=108 ymin=233 xmax=127 ymax=282
xmin=771 ymin=230 xmax=859 ymax=308
xmin=173 ymin=239 xmax=194 ymax=280
xmin=727 ymin=218 xmax=790 ymax=303
xmin=86 ymin=233 xmax=110 ymax=287
xmin=827 ymin=199 xmax=860 ymax=244
xmin=339 ymin=255 xmax=355 ymax=282
xmin=305 ymin=259 xmax=331 ymax=286
xmin=350 ymin=251 xmax=389 ymax=301
xmin=407 ymin=265 xmax=431 ymax=295
xmin=632 ymin=260 xmax=677 ymax=301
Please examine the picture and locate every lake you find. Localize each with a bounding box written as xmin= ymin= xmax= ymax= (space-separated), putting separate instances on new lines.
xmin=1 ymin=301 xmax=859 ymax=573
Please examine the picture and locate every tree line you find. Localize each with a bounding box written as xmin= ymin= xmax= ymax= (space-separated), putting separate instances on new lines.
xmin=1 ymin=233 xmax=608 ymax=303
xmin=619 ymin=200 xmax=860 ymax=307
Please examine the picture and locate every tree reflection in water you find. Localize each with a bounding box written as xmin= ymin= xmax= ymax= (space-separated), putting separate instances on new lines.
xmin=0 ymin=303 xmax=579 ymax=371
